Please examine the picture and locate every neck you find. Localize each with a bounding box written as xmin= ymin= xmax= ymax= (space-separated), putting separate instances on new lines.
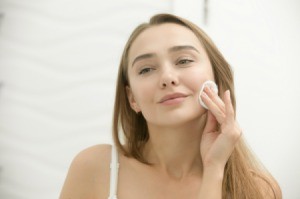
xmin=143 ymin=117 xmax=206 ymax=180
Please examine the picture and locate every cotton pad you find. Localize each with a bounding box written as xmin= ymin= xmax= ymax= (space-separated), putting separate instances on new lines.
xmin=198 ymin=80 xmax=218 ymax=109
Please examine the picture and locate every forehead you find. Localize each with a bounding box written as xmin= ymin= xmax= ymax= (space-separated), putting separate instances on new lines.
xmin=128 ymin=23 xmax=204 ymax=61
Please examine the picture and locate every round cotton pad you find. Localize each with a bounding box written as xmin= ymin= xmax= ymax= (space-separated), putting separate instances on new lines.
xmin=198 ymin=80 xmax=218 ymax=109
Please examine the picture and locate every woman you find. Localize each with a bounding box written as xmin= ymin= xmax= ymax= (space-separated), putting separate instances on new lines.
xmin=59 ymin=13 xmax=281 ymax=199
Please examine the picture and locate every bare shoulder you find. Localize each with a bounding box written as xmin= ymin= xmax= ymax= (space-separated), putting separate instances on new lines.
xmin=59 ymin=144 xmax=113 ymax=199
xmin=71 ymin=144 xmax=112 ymax=170
xmin=252 ymin=172 xmax=282 ymax=199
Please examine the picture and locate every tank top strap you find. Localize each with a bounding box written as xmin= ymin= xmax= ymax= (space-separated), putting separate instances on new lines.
xmin=108 ymin=145 xmax=119 ymax=199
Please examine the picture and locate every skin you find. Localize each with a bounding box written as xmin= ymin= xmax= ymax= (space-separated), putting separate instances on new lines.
xmin=126 ymin=23 xmax=241 ymax=198
xmin=59 ymin=23 xmax=276 ymax=199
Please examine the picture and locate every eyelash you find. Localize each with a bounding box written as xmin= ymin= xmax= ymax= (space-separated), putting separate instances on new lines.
xmin=176 ymin=58 xmax=194 ymax=65
xmin=138 ymin=58 xmax=194 ymax=75
xmin=138 ymin=67 xmax=154 ymax=75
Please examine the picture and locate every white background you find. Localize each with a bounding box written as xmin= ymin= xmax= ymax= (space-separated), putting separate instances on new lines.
xmin=0 ymin=0 xmax=299 ymax=198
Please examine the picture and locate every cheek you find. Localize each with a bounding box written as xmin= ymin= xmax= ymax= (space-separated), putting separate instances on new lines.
xmin=130 ymin=79 xmax=155 ymax=105
xmin=184 ymin=67 xmax=214 ymax=93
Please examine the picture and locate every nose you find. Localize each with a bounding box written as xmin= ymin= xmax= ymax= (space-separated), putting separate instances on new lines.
xmin=159 ymin=68 xmax=179 ymax=88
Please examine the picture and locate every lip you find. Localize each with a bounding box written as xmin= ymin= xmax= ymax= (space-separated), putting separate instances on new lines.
xmin=158 ymin=93 xmax=188 ymax=104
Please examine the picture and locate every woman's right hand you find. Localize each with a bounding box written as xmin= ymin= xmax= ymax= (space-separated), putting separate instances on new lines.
xmin=200 ymin=88 xmax=242 ymax=170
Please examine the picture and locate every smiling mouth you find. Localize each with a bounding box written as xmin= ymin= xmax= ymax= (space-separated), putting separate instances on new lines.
xmin=160 ymin=97 xmax=187 ymax=105
xmin=161 ymin=96 xmax=184 ymax=102
xmin=158 ymin=93 xmax=188 ymax=105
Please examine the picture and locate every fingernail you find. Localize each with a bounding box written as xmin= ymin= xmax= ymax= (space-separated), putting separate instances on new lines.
xmin=204 ymin=86 xmax=210 ymax=92
xmin=202 ymin=91 xmax=208 ymax=98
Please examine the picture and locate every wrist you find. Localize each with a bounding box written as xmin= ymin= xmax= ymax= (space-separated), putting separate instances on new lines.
xmin=203 ymin=165 xmax=224 ymax=182
xmin=197 ymin=166 xmax=224 ymax=199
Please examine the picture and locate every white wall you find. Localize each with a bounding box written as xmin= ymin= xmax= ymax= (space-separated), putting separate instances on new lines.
xmin=175 ymin=0 xmax=300 ymax=198
xmin=0 ymin=1 xmax=172 ymax=198
xmin=0 ymin=0 xmax=299 ymax=198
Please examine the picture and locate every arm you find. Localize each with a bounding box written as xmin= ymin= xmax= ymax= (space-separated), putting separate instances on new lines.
xmin=198 ymin=88 xmax=242 ymax=198
xmin=197 ymin=166 xmax=224 ymax=198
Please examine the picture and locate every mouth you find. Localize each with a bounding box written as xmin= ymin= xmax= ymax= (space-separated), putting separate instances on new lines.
xmin=158 ymin=93 xmax=188 ymax=104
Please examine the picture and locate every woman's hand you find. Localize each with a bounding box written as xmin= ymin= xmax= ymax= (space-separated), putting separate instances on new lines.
xmin=200 ymin=87 xmax=242 ymax=170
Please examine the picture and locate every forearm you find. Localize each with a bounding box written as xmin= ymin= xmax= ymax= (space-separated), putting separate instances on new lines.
xmin=198 ymin=166 xmax=224 ymax=199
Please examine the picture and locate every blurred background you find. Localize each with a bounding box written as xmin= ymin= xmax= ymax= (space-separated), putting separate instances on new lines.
xmin=0 ymin=0 xmax=299 ymax=198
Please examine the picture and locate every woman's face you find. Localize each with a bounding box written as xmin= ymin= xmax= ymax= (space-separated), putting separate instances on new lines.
xmin=127 ymin=23 xmax=215 ymax=127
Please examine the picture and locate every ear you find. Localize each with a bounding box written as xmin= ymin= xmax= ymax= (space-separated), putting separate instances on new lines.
xmin=126 ymin=86 xmax=141 ymax=113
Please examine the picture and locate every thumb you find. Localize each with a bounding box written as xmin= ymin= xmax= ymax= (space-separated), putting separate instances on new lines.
xmin=203 ymin=111 xmax=217 ymax=134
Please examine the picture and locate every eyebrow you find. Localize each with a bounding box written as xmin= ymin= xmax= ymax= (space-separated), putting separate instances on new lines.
xmin=131 ymin=45 xmax=200 ymax=67
xmin=169 ymin=45 xmax=200 ymax=53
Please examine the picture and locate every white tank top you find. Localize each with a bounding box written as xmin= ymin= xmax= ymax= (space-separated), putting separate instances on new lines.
xmin=108 ymin=145 xmax=119 ymax=199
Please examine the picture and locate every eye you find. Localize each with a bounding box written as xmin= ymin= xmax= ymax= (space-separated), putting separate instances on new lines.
xmin=139 ymin=67 xmax=154 ymax=75
xmin=177 ymin=59 xmax=194 ymax=65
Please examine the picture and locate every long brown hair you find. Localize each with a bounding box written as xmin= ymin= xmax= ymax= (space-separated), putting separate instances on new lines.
xmin=112 ymin=13 xmax=281 ymax=199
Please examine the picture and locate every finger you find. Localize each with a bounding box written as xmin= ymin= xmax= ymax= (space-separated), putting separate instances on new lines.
xmin=224 ymin=90 xmax=235 ymax=123
xmin=203 ymin=111 xmax=217 ymax=134
xmin=204 ymin=86 xmax=225 ymax=113
xmin=201 ymin=92 xmax=225 ymax=124
xmin=222 ymin=90 xmax=242 ymax=142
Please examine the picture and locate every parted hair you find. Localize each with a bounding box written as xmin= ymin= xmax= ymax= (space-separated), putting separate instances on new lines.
xmin=112 ymin=13 xmax=281 ymax=199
